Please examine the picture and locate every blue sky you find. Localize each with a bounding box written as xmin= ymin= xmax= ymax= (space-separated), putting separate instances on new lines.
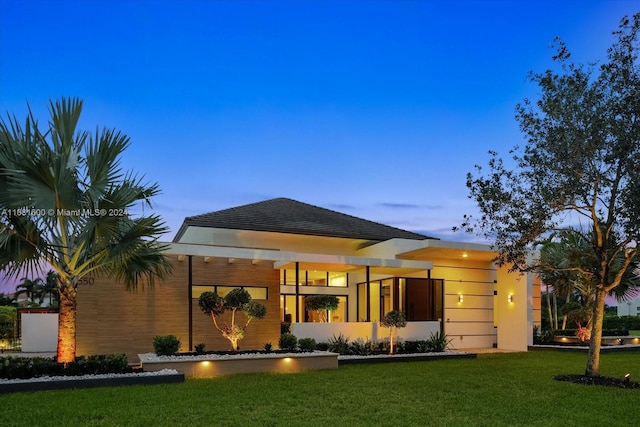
xmin=0 ymin=0 xmax=638 ymax=290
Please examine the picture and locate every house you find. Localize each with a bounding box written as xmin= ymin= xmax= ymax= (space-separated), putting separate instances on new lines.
xmin=76 ymin=198 xmax=541 ymax=361
xmin=617 ymin=298 xmax=640 ymax=317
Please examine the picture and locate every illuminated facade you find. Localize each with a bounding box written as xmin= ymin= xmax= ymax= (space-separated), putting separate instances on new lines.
xmin=76 ymin=198 xmax=541 ymax=360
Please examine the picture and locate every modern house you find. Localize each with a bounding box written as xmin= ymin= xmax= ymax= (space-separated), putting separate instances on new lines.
xmin=76 ymin=198 xmax=541 ymax=361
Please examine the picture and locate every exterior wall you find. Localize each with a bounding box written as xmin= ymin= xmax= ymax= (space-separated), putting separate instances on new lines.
xmin=190 ymin=257 xmax=280 ymax=352
xmin=76 ymin=254 xmax=280 ymax=362
xmin=432 ymin=259 xmax=497 ymax=349
xmin=292 ymin=321 xmax=440 ymax=343
xmin=618 ymin=298 xmax=640 ymax=317
xmin=495 ymin=266 xmax=530 ymax=351
xmin=21 ymin=313 xmax=58 ymax=352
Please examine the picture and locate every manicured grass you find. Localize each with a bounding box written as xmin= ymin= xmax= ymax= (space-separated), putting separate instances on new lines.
xmin=1 ymin=351 xmax=638 ymax=426
xmin=629 ymin=330 xmax=640 ymax=335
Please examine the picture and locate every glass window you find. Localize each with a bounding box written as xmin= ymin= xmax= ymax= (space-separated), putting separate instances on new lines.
xmin=307 ymin=271 xmax=327 ymax=286
xmin=356 ymin=277 xmax=443 ymax=322
xmin=191 ymin=285 xmax=215 ymax=299
xmin=357 ymin=282 xmax=368 ymax=321
xmin=301 ymin=295 xmax=348 ymax=323
xmin=329 ymin=272 xmax=347 ymax=287
xmin=370 ymin=281 xmax=381 ymax=322
xmin=191 ymin=285 xmax=267 ymax=300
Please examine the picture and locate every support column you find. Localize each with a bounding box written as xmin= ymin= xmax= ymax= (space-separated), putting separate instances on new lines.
xmin=188 ymin=255 xmax=193 ymax=352
xmin=295 ymin=262 xmax=300 ymax=323
xmin=366 ymin=266 xmax=371 ymax=322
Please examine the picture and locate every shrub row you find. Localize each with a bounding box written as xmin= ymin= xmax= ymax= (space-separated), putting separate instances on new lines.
xmin=603 ymin=316 xmax=640 ymax=330
xmin=277 ymin=331 xmax=452 ymax=355
xmin=0 ymin=354 xmax=131 ymax=380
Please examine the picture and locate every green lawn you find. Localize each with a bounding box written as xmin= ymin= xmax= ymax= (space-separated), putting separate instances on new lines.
xmin=1 ymin=351 xmax=638 ymax=426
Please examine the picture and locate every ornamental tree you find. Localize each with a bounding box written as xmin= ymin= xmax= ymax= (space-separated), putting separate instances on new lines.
xmin=305 ymin=295 xmax=339 ymax=322
xmin=380 ymin=310 xmax=407 ymax=354
xmin=459 ymin=14 xmax=640 ymax=377
xmin=198 ymin=288 xmax=267 ymax=351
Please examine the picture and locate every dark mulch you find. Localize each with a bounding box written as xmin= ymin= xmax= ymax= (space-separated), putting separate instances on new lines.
xmin=554 ymin=374 xmax=640 ymax=389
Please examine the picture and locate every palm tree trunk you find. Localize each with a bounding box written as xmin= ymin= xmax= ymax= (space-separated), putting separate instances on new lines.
xmin=561 ymin=289 xmax=571 ymax=331
xmin=585 ymin=287 xmax=607 ymax=377
xmin=57 ymin=285 xmax=77 ymax=363
xmin=546 ymin=287 xmax=553 ymax=330
xmin=552 ymin=293 xmax=558 ymax=330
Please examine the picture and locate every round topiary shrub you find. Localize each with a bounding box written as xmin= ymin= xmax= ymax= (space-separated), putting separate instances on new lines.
xmin=279 ymin=333 xmax=298 ymax=350
xmin=298 ymin=337 xmax=317 ymax=352
xmin=153 ymin=335 xmax=181 ymax=356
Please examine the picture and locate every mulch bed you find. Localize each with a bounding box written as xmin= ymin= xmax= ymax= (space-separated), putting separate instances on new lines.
xmin=554 ymin=374 xmax=640 ymax=389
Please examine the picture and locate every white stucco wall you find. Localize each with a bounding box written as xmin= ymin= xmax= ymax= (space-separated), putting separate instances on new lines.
xmin=292 ymin=321 xmax=441 ymax=343
xmin=21 ymin=313 xmax=58 ymax=352
xmin=495 ymin=267 xmax=531 ymax=351
xmin=617 ymin=299 xmax=640 ymax=317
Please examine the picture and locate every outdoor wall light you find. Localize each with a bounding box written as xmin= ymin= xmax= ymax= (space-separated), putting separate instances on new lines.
xmin=458 ymin=295 xmax=464 ymax=303
xmin=283 ymin=357 xmax=292 ymax=363
xmin=508 ymin=294 xmax=514 ymax=303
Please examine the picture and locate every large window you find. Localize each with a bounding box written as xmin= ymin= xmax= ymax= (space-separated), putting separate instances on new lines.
xmin=357 ymin=277 xmax=443 ymax=322
xmin=281 ymin=294 xmax=348 ymax=323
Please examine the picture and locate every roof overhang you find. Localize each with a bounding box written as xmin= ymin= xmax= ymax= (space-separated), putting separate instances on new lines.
xmin=397 ymin=239 xmax=498 ymax=262
xmin=167 ymin=242 xmax=432 ymax=275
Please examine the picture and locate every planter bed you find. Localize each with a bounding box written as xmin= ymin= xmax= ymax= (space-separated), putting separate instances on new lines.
xmin=139 ymin=351 xmax=339 ymax=378
xmin=0 ymin=369 xmax=184 ymax=394
xmin=529 ymin=344 xmax=640 ymax=352
xmin=338 ymin=351 xmax=476 ymax=365
xmin=553 ymin=336 xmax=640 ymax=346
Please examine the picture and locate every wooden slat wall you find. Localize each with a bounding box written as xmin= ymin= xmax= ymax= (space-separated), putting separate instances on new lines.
xmin=76 ymin=255 xmax=280 ymax=362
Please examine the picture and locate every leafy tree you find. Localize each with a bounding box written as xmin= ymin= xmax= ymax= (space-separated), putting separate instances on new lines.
xmin=0 ymin=98 xmax=172 ymax=363
xmin=460 ymin=15 xmax=640 ymax=377
xmin=380 ymin=310 xmax=407 ymax=354
xmin=305 ymin=295 xmax=339 ymax=322
xmin=198 ymin=288 xmax=267 ymax=351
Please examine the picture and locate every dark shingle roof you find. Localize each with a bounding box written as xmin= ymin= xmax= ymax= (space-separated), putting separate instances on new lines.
xmin=176 ymin=198 xmax=431 ymax=242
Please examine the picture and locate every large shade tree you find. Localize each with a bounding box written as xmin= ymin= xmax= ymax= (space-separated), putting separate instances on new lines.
xmin=0 ymin=98 xmax=172 ymax=363
xmin=460 ymin=15 xmax=640 ymax=377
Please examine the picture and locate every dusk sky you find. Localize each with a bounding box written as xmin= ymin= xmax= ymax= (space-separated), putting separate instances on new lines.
xmin=0 ymin=0 xmax=638 ymax=291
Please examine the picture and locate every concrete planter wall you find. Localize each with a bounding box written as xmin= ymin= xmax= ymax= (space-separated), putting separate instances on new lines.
xmin=139 ymin=352 xmax=338 ymax=379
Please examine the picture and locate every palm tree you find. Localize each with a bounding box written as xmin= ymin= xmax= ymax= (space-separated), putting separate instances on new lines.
xmin=538 ymin=228 xmax=640 ymax=337
xmin=14 ymin=277 xmax=45 ymax=307
xmin=0 ymin=98 xmax=172 ymax=363
xmin=41 ymin=270 xmax=61 ymax=307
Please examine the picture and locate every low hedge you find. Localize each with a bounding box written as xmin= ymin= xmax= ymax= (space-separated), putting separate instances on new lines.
xmin=0 ymin=354 xmax=131 ymax=380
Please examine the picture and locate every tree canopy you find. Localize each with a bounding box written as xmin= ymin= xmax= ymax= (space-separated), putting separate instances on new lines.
xmin=460 ymin=14 xmax=640 ymax=376
xmin=199 ymin=288 xmax=267 ymax=351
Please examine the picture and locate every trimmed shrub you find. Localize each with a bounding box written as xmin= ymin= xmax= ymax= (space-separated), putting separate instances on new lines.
xmin=263 ymin=342 xmax=273 ymax=352
xmin=194 ymin=343 xmax=206 ymax=354
xmin=298 ymin=337 xmax=317 ymax=352
xmin=0 ymin=354 xmax=131 ymax=380
xmin=153 ymin=335 xmax=181 ymax=356
xmin=279 ymin=333 xmax=298 ymax=350
xmin=316 ymin=342 xmax=329 ymax=351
